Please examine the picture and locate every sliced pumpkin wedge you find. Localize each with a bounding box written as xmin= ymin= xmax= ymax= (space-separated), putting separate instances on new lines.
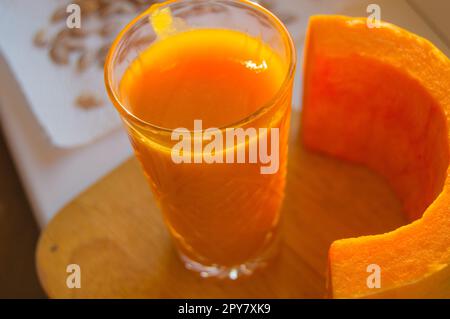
xmin=302 ymin=15 xmax=450 ymax=298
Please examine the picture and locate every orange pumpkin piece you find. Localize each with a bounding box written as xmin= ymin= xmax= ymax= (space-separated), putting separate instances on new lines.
xmin=302 ymin=15 xmax=450 ymax=298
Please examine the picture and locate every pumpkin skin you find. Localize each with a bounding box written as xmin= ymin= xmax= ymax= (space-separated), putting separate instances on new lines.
xmin=302 ymin=15 xmax=450 ymax=298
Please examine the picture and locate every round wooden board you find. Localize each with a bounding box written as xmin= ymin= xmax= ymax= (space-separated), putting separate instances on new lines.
xmin=36 ymin=118 xmax=406 ymax=298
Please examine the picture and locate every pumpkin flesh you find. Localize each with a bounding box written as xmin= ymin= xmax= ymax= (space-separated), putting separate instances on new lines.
xmin=302 ymin=16 xmax=450 ymax=298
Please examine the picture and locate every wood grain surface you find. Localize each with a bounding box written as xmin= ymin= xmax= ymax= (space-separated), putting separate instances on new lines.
xmin=0 ymin=130 xmax=45 ymax=298
xmin=36 ymin=117 xmax=407 ymax=298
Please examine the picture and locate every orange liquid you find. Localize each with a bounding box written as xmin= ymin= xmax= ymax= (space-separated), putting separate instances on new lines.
xmin=119 ymin=29 xmax=292 ymax=267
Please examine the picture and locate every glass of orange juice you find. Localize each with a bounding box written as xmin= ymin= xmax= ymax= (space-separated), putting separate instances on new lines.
xmin=105 ymin=0 xmax=296 ymax=279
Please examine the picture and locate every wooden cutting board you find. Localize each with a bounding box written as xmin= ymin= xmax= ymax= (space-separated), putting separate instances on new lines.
xmin=36 ymin=115 xmax=406 ymax=298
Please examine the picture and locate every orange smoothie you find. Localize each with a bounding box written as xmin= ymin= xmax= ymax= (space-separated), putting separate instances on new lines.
xmin=118 ymin=29 xmax=292 ymax=268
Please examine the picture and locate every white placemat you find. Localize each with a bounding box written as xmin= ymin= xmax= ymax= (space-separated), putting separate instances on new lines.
xmin=0 ymin=0 xmax=122 ymax=148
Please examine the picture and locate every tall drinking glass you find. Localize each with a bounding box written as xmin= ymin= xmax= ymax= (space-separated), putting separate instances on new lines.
xmin=105 ymin=0 xmax=296 ymax=279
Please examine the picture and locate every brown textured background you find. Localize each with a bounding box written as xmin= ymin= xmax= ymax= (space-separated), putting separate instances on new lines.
xmin=0 ymin=129 xmax=45 ymax=298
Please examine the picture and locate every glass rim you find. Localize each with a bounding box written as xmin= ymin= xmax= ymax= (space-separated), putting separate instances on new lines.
xmin=104 ymin=0 xmax=297 ymax=133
